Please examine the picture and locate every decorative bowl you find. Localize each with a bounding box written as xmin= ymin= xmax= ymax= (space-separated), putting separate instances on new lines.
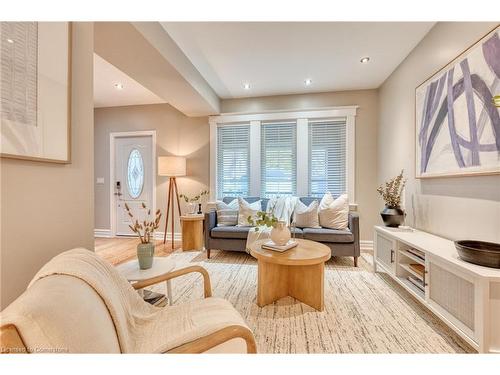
xmin=454 ymin=240 xmax=500 ymax=269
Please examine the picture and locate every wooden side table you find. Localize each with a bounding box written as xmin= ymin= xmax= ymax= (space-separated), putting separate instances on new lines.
xmin=180 ymin=214 xmax=204 ymax=251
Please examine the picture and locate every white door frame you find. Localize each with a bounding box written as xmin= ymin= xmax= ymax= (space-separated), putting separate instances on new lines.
xmin=109 ymin=130 xmax=157 ymax=237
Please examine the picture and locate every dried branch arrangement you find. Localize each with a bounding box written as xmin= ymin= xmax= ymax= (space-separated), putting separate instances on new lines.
xmin=179 ymin=190 xmax=209 ymax=203
xmin=376 ymin=170 xmax=407 ymax=208
xmin=125 ymin=202 xmax=161 ymax=244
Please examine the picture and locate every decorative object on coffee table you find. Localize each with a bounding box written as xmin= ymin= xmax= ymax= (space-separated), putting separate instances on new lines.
xmin=180 ymin=214 xmax=204 ymax=251
xmin=248 ymin=238 xmax=331 ymax=311
xmin=124 ymin=202 xmax=161 ymax=270
xmin=247 ymin=210 xmax=292 ymax=246
xmin=115 ymin=257 xmax=176 ymax=306
xmin=158 ymin=156 xmax=186 ymax=248
xmin=377 ymin=170 xmax=407 ymax=227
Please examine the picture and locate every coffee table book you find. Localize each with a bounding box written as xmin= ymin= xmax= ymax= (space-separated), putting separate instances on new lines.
xmin=261 ymin=240 xmax=298 ymax=252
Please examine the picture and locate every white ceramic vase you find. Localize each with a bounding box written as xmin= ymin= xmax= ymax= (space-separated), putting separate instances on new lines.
xmin=270 ymin=221 xmax=291 ymax=246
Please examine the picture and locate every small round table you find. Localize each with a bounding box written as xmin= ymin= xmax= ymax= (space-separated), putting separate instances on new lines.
xmin=180 ymin=214 xmax=204 ymax=251
xmin=248 ymin=239 xmax=331 ymax=311
xmin=116 ymin=257 xmax=176 ymax=305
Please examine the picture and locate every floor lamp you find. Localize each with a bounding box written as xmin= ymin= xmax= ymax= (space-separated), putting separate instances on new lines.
xmin=158 ymin=156 xmax=186 ymax=249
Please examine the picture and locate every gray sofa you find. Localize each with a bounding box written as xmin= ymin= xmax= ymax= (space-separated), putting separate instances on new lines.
xmin=204 ymin=197 xmax=360 ymax=266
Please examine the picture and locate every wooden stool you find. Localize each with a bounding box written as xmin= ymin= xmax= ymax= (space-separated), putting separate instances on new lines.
xmin=180 ymin=215 xmax=204 ymax=251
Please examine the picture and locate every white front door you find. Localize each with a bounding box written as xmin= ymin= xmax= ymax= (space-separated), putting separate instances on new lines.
xmin=113 ymin=134 xmax=154 ymax=236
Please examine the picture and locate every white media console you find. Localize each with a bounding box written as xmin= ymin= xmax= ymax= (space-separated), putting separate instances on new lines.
xmin=374 ymin=226 xmax=500 ymax=353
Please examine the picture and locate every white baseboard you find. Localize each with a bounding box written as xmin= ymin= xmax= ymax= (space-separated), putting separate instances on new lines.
xmin=360 ymin=240 xmax=373 ymax=251
xmin=94 ymin=229 xmax=112 ymax=238
xmin=94 ymin=229 xmax=182 ymax=241
xmin=154 ymin=232 xmax=182 ymax=241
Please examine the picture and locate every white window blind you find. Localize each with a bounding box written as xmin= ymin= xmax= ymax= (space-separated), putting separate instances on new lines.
xmin=260 ymin=122 xmax=297 ymax=197
xmin=216 ymin=124 xmax=250 ymax=199
xmin=308 ymin=120 xmax=347 ymax=197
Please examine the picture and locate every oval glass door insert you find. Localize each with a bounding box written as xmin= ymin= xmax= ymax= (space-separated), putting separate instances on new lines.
xmin=127 ymin=149 xmax=144 ymax=198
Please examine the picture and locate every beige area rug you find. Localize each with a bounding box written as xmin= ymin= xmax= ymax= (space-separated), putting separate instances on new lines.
xmin=149 ymin=250 xmax=474 ymax=354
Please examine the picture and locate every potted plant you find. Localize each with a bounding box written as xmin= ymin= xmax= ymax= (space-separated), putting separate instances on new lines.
xmin=376 ymin=170 xmax=407 ymax=227
xmin=248 ymin=211 xmax=291 ymax=246
xmin=180 ymin=190 xmax=209 ymax=214
xmin=124 ymin=202 xmax=162 ymax=269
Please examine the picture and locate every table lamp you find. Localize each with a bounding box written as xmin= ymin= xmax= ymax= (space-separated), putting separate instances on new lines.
xmin=158 ymin=156 xmax=186 ymax=248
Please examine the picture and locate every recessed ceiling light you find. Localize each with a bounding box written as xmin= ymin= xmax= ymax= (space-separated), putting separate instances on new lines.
xmin=360 ymin=57 xmax=370 ymax=64
xmin=304 ymin=78 xmax=312 ymax=86
xmin=243 ymin=83 xmax=250 ymax=90
xmin=114 ymin=83 xmax=124 ymax=90
xmin=6 ymin=38 xmax=14 ymax=44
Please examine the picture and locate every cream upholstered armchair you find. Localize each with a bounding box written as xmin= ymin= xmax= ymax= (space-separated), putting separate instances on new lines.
xmin=0 ymin=249 xmax=256 ymax=354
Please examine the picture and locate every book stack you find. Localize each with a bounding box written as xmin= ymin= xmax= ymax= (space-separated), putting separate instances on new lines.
xmin=262 ymin=240 xmax=298 ymax=252
xmin=406 ymin=247 xmax=425 ymax=261
xmin=407 ymin=275 xmax=425 ymax=292
xmin=142 ymin=289 xmax=168 ymax=307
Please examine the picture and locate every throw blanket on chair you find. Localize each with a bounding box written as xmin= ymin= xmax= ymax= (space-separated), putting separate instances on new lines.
xmin=4 ymin=248 xmax=246 ymax=353
xmin=245 ymin=196 xmax=297 ymax=251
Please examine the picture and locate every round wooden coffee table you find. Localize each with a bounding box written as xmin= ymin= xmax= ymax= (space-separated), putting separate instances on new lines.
xmin=248 ymin=239 xmax=331 ymax=311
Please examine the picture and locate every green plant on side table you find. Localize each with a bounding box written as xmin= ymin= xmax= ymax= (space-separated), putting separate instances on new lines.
xmin=179 ymin=190 xmax=209 ymax=214
xmin=124 ymin=202 xmax=162 ymax=270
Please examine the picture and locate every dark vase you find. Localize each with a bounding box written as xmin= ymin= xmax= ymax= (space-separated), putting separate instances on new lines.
xmin=381 ymin=206 xmax=405 ymax=227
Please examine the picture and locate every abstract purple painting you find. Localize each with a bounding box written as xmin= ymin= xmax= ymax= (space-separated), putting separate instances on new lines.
xmin=415 ymin=26 xmax=500 ymax=178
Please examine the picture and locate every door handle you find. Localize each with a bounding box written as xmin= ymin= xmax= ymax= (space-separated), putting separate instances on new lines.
xmin=390 ymin=249 xmax=394 ymax=263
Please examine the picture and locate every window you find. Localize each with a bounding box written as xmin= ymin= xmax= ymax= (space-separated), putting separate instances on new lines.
xmin=216 ymin=124 xmax=250 ymax=198
xmin=260 ymin=122 xmax=297 ymax=197
xmin=127 ymin=149 xmax=144 ymax=198
xmin=210 ymin=107 xmax=356 ymax=202
xmin=308 ymin=120 xmax=346 ymax=197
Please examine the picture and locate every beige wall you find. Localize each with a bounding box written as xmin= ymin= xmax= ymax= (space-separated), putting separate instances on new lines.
xmin=94 ymin=104 xmax=209 ymax=236
xmin=378 ymin=22 xmax=500 ymax=242
xmin=222 ymin=90 xmax=379 ymax=242
xmin=0 ymin=22 xmax=95 ymax=309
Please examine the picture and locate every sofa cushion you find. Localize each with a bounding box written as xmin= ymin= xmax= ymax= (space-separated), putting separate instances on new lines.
xmin=216 ymin=199 xmax=238 ymax=226
xmin=211 ymin=226 xmax=250 ymax=239
xmin=303 ymin=227 xmax=354 ymax=243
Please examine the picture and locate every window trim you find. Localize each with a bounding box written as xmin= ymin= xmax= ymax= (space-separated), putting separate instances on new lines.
xmin=209 ymin=106 xmax=357 ymax=205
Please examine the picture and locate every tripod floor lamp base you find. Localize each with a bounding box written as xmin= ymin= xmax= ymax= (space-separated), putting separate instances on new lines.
xmin=158 ymin=156 xmax=186 ymax=250
xmin=162 ymin=177 xmax=181 ymax=249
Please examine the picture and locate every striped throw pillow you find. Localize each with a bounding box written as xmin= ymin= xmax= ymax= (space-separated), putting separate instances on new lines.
xmin=216 ymin=199 xmax=239 ymax=226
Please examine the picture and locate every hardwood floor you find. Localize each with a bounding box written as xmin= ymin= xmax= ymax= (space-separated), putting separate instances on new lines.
xmin=95 ymin=237 xmax=181 ymax=265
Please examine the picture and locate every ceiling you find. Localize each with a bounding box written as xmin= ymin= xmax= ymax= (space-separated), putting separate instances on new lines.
xmin=93 ymin=53 xmax=166 ymax=108
xmin=161 ymin=22 xmax=435 ymax=99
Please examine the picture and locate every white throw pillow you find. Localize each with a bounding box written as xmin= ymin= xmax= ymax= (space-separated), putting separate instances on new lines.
xmin=216 ymin=199 xmax=239 ymax=226
xmin=237 ymin=197 xmax=262 ymax=226
xmin=318 ymin=193 xmax=349 ymax=230
xmin=294 ymin=200 xmax=321 ymax=228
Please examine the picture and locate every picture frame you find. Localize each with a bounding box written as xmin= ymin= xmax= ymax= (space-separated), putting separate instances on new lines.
xmin=0 ymin=22 xmax=72 ymax=163
xmin=415 ymin=25 xmax=500 ymax=179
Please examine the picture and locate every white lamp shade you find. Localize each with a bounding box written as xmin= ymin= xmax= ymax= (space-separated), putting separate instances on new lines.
xmin=158 ymin=156 xmax=186 ymax=177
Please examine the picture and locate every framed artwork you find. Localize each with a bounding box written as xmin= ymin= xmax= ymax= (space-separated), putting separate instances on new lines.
xmin=415 ymin=26 xmax=500 ymax=178
xmin=0 ymin=22 xmax=72 ymax=163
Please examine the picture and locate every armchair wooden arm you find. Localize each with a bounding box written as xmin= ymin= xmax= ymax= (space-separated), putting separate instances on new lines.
xmin=132 ymin=265 xmax=212 ymax=298
xmin=166 ymin=325 xmax=257 ymax=354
